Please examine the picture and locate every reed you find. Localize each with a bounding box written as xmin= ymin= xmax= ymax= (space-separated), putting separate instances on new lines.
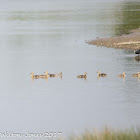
xmin=68 ymin=127 xmax=140 ymax=140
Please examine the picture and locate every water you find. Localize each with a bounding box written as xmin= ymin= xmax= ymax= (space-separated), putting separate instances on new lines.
xmin=0 ymin=0 xmax=140 ymax=138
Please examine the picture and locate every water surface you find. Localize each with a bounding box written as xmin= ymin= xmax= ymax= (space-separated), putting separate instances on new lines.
xmin=0 ymin=0 xmax=140 ymax=138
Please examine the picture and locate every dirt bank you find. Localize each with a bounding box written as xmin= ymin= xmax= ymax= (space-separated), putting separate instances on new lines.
xmin=88 ymin=29 xmax=140 ymax=50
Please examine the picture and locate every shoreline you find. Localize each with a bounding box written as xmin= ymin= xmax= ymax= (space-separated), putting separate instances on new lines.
xmin=88 ymin=28 xmax=140 ymax=50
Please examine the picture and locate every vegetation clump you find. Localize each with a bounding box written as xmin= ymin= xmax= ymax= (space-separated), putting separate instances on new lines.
xmin=68 ymin=127 xmax=140 ymax=140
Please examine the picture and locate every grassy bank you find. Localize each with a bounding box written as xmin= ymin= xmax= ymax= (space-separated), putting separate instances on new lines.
xmin=88 ymin=1 xmax=140 ymax=50
xmin=68 ymin=127 xmax=140 ymax=140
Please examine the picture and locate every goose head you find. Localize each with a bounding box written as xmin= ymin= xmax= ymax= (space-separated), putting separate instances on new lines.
xmin=84 ymin=72 xmax=87 ymax=75
xmin=123 ymin=72 xmax=126 ymax=75
xmin=30 ymin=72 xmax=34 ymax=75
xmin=44 ymin=71 xmax=49 ymax=75
xmin=97 ymin=70 xmax=100 ymax=75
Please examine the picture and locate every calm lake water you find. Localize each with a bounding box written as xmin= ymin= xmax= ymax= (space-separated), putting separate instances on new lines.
xmin=0 ymin=0 xmax=140 ymax=139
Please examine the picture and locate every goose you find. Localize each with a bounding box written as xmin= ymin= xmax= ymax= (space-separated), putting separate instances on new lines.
xmin=132 ymin=72 xmax=140 ymax=77
xmin=30 ymin=72 xmax=40 ymax=79
xmin=77 ymin=72 xmax=87 ymax=79
xmin=97 ymin=70 xmax=107 ymax=77
xmin=118 ymin=72 xmax=126 ymax=78
xmin=44 ymin=71 xmax=62 ymax=77
xmin=134 ymin=49 xmax=140 ymax=54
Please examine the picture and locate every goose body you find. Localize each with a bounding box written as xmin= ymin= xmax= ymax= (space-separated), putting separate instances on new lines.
xmin=49 ymin=74 xmax=58 ymax=77
xmin=132 ymin=72 xmax=140 ymax=77
xmin=118 ymin=72 xmax=126 ymax=78
xmin=97 ymin=71 xmax=107 ymax=77
xmin=134 ymin=49 xmax=140 ymax=54
xmin=44 ymin=71 xmax=62 ymax=77
xmin=30 ymin=72 xmax=40 ymax=79
xmin=77 ymin=72 xmax=87 ymax=79
xmin=39 ymin=75 xmax=48 ymax=78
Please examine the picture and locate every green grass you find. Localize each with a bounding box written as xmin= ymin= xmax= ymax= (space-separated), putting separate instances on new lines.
xmin=114 ymin=1 xmax=140 ymax=36
xmin=68 ymin=127 xmax=140 ymax=140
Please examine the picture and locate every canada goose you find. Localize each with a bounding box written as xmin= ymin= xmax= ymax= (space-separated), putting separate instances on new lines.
xmin=44 ymin=71 xmax=62 ymax=77
xmin=134 ymin=49 xmax=140 ymax=54
xmin=132 ymin=72 xmax=140 ymax=77
xmin=118 ymin=72 xmax=126 ymax=78
xmin=97 ymin=70 xmax=107 ymax=77
xmin=30 ymin=72 xmax=40 ymax=79
xmin=77 ymin=72 xmax=87 ymax=79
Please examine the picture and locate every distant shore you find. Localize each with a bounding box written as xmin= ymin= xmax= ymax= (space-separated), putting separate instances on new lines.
xmin=88 ymin=28 xmax=140 ymax=50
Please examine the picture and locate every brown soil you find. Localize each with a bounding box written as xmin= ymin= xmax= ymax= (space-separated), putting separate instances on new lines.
xmin=88 ymin=29 xmax=140 ymax=50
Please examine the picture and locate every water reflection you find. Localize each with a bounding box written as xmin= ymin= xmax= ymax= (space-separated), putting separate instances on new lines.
xmin=134 ymin=55 xmax=140 ymax=62
xmin=114 ymin=1 xmax=140 ymax=36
